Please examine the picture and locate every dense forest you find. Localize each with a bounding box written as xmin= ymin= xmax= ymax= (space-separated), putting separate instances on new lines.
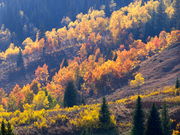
xmin=0 ymin=0 xmax=135 ymax=47
xmin=0 ymin=0 xmax=179 ymax=134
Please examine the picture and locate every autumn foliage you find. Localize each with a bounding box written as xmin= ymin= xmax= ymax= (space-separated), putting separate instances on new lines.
xmin=0 ymin=0 xmax=179 ymax=115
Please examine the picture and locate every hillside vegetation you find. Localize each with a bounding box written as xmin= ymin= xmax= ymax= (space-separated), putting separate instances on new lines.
xmin=0 ymin=0 xmax=179 ymax=134
xmin=0 ymin=0 xmax=134 ymax=44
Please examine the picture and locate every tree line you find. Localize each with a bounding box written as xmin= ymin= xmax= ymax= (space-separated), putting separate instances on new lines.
xmin=131 ymin=96 xmax=172 ymax=135
xmin=63 ymin=78 xmax=179 ymax=134
xmin=0 ymin=0 xmax=132 ymax=43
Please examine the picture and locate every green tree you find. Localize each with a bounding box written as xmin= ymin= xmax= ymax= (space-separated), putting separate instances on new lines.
xmin=81 ymin=95 xmax=86 ymax=105
xmin=81 ymin=128 xmax=93 ymax=135
xmin=7 ymin=122 xmax=14 ymax=135
xmin=1 ymin=121 xmax=6 ymax=135
xmin=156 ymin=0 xmax=167 ymax=31
xmin=175 ymin=78 xmax=179 ymax=95
xmin=98 ymin=97 xmax=118 ymax=135
xmin=74 ymin=68 xmax=84 ymax=90
xmin=17 ymin=48 xmax=25 ymax=73
xmin=99 ymin=97 xmax=111 ymax=128
xmin=175 ymin=78 xmax=179 ymax=89
xmin=63 ymin=81 xmax=77 ymax=107
xmin=48 ymin=94 xmax=57 ymax=109
xmin=145 ymin=104 xmax=163 ymax=135
xmin=161 ymin=104 xmax=171 ymax=135
xmin=173 ymin=0 xmax=180 ymax=29
xmin=32 ymin=91 xmax=49 ymax=110
xmin=131 ymin=96 xmax=145 ymax=135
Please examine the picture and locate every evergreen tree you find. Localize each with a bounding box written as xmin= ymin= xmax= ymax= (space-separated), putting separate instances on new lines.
xmin=74 ymin=68 xmax=83 ymax=90
xmin=131 ymin=96 xmax=145 ymax=135
xmin=7 ymin=122 xmax=14 ymax=135
xmin=81 ymin=128 xmax=93 ymax=135
xmin=98 ymin=97 xmax=118 ymax=135
xmin=81 ymin=95 xmax=86 ymax=105
xmin=63 ymin=58 xmax=68 ymax=67
xmin=161 ymin=104 xmax=171 ymax=135
xmin=1 ymin=121 xmax=6 ymax=135
xmin=173 ymin=0 xmax=180 ymax=29
xmin=48 ymin=94 xmax=57 ymax=109
xmin=175 ymin=78 xmax=179 ymax=95
xmin=175 ymin=78 xmax=179 ymax=89
xmin=145 ymin=104 xmax=163 ymax=135
xmin=99 ymin=97 xmax=111 ymax=128
xmin=63 ymin=81 xmax=77 ymax=107
xmin=17 ymin=48 xmax=25 ymax=73
xmin=156 ymin=0 xmax=167 ymax=31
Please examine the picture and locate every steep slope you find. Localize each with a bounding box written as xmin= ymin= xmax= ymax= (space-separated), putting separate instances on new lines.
xmin=103 ymin=42 xmax=180 ymax=102
xmin=138 ymin=42 xmax=180 ymax=90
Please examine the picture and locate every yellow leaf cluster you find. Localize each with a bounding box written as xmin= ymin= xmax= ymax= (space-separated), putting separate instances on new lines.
xmin=33 ymin=91 xmax=49 ymax=110
xmin=130 ymin=73 xmax=145 ymax=88
xmin=0 ymin=43 xmax=19 ymax=59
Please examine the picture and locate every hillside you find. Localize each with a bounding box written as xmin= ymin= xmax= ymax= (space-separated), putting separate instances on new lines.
xmin=0 ymin=0 xmax=179 ymax=94
xmin=0 ymin=45 xmax=81 ymax=93
xmin=0 ymin=0 xmax=179 ymax=135
xmin=99 ymin=42 xmax=180 ymax=103
xmin=138 ymin=42 xmax=180 ymax=89
xmin=9 ymin=85 xmax=180 ymax=135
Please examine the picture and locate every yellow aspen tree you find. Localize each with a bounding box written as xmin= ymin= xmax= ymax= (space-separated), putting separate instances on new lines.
xmin=130 ymin=73 xmax=145 ymax=94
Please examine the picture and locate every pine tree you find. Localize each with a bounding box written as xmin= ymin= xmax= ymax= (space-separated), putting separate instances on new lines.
xmin=7 ymin=122 xmax=14 ymax=135
xmin=48 ymin=94 xmax=57 ymax=109
xmin=81 ymin=95 xmax=86 ymax=105
xmin=1 ymin=121 xmax=6 ymax=135
xmin=156 ymin=0 xmax=167 ymax=31
xmin=99 ymin=97 xmax=111 ymax=129
xmin=131 ymin=96 xmax=145 ymax=135
xmin=17 ymin=48 xmax=25 ymax=73
xmin=145 ymin=104 xmax=163 ymax=135
xmin=173 ymin=0 xmax=180 ymax=29
xmin=63 ymin=81 xmax=77 ymax=107
xmin=175 ymin=78 xmax=179 ymax=89
xmin=175 ymin=78 xmax=179 ymax=95
xmin=17 ymin=48 xmax=23 ymax=65
xmin=81 ymin=128 xmax=93 ymax=135
xmin=63 ymin=59 xmax=68 ymax=68
xmin=98 ymin=97 xmax=118 ymax=135
xmin=161 ymin=104 xmax=171 ymax=135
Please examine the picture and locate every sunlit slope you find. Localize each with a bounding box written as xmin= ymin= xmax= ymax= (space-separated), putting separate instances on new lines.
xmin=104 ymin=42 xmax=180 ymax=102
